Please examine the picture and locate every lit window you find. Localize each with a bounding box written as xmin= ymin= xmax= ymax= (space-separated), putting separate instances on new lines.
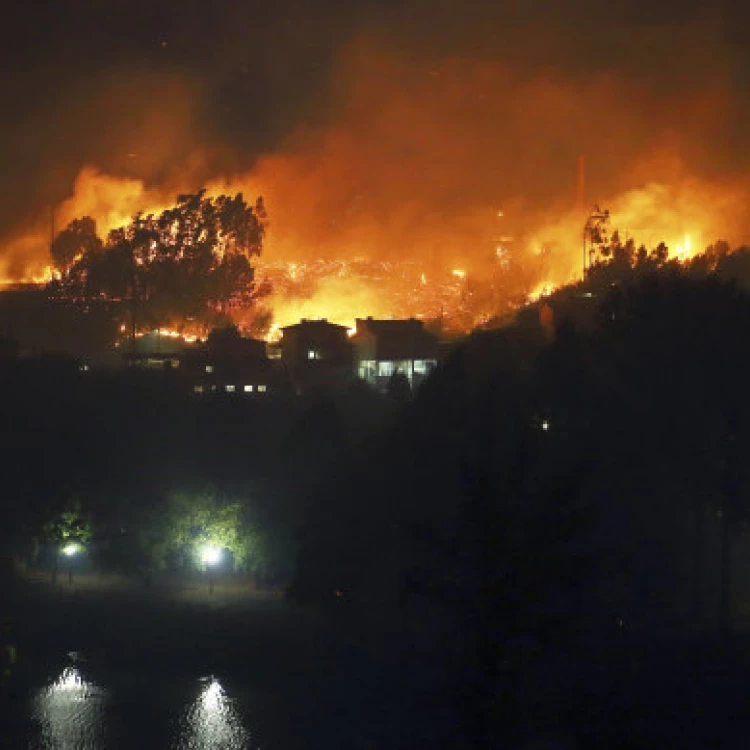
xmin=378 ymin=361 xmax=395 ymax=377
xmin=244 ymin=385 xmax=253 ymax=393
xmin=205 ymin=365 xmax=214 ymax=374
xmin=413 ymin=359 xmax=437 ymax=375
xmin=541 ymin=419 xmax=550 ymax=431
xmin=225 ymin=385 xmax=235 ymax=393
xmin=358 ymin=360 xmax=377 ymax=379
xmin=194 ymin=385 xmax=204 ymax=394
xmin=394 ymin=360 xmax=410 ymax=376
xmin=258 ymin=384 xmax=267 ymax=393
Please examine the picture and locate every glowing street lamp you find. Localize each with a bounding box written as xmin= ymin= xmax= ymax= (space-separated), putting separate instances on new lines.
xmin=61 ymin=542 xmax=83 ymax=585
xmin=200 ymin=545 xmax=221 ymax=594
xmin=201 ymin=545 xmax=221 ymax=566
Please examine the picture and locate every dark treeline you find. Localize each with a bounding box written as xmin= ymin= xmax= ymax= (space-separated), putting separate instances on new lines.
xmin=289 ymin=257 xmax=750 ymax=747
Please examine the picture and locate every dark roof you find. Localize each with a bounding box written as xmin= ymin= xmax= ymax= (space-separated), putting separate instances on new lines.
xmin=122 ymin=332 xmax=191 ymax=356
xmin=354 ymin=318 xmax=426 ymax=335
xmin=352 ymin=317 xmax=438 ymax=360
xmin=281 ymin=319 xmax=350 ymax=332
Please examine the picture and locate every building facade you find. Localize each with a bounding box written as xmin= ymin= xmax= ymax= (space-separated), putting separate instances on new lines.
xmin=351 ymin=317 xmax=438 ymax=392
xmin=280 ymin=319 xmax=353 ymax=394
xmin=182 ymin=328 xmax=277 ymax=396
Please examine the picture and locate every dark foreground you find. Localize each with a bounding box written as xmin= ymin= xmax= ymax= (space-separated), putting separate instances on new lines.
xmin=0 ymin=574 xmax=398 ymax=749
xmin=4 ymin=574 xmax=750 ymax=748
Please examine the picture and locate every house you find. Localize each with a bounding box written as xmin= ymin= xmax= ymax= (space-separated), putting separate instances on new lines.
xmin=121 ymin=331 xmax=187 ymax=370
xmin=182 ymin=327 xmax=277 ymax=396
xmin=350 ymin=317 xmax=439 ymax=392
xmin=280 ymin=319 xmax=353 ymax=393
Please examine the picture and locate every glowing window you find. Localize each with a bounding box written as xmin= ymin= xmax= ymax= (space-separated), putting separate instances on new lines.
xmin=378 ymin=361 xmax=395 ymax=377
xmin=225 ymin=385 xmax=235 ymax=393
xmin=205 ymin=365 xmax=214 ymax=374
xmin=358 ymin=360 xmax=377 ymax=379
xmin=194 ymin=385 xmax=204 ymax=394
xmin=413 ymin=359 xmax=437 ymax=375
xmin=258 ymin=385 xmax=267 ymax=393
xmin=244 ymin=385 xmax=253 ymax=393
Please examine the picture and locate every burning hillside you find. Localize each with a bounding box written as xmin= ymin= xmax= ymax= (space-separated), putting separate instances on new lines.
xmin=3 ymin=168 xmax=747 ymax=343
xmin=250 ymin=259 xmax=490 ymax=338
xmin=3 ymin=40 xmax=750 ymax=336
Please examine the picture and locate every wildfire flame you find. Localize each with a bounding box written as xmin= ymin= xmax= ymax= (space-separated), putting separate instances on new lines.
xmin=674 ymin=235 xmax=693 ymax=261
xmin=2 ymin=157 xmax=749 ymax=339
xmin=4 ymin=37 xmax=750 ymax=338
xmin=527 ymin=281 xmax=553 ymax=303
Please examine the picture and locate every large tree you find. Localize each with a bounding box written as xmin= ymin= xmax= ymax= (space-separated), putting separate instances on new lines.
xmin=138 ymin=489 xmax=268 ymax=574
xmin=55 ymin=190 xmax=266 ymax=328
xmin=50 ymin=216 xmax=102 ymax=270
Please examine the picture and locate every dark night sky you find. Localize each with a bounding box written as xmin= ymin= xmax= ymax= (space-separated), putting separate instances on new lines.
xmin=3 ymin=0 xmax=750 ymax=268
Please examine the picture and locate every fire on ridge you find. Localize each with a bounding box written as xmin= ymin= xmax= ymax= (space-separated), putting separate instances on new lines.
xmin=1 ymin=161 xmax=748 ymax=344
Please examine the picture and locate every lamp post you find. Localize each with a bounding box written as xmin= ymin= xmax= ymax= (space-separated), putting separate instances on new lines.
xmin=201 ymin=545 xmax=221 ymax=594
xmin=61 ymin=542 xmax=81 ymax=585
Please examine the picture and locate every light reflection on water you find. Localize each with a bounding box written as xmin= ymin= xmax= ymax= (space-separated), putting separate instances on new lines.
xmin=25 ymin=655 xmax=254 ymax=749
xmin=30 ymin=655 xmax=108 ymax=749
xmin=174 ymin=676 xmax=251 ymax=750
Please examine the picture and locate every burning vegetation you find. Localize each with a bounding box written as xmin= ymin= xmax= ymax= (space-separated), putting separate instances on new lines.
xmin=4 ymin=42 xmax=750 ymax=340
xmin=32 ymin=169 xmax=750 ymax=347
xmin=47 ymin=190 xmax=266 ymax=339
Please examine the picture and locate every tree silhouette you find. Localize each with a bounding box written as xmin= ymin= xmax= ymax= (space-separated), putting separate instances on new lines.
xmin=55 ymin=191 xmax=265 ymax=328
xmin=51 ymin=216 xmax=102 ymax=270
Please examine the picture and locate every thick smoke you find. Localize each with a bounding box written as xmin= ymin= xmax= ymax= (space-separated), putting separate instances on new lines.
xmin=3 ymin=6 xmax=750 ymax=307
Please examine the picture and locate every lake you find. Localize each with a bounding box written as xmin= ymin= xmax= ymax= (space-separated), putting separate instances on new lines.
xmin=6 ymin=651 xmax=256 ymax=748
xmin=0 ymin=579 xmax=449 ymax=749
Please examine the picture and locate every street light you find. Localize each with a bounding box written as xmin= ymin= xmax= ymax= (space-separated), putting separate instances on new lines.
xmin=200 ymin=545 xmax=221 ymax=594
xmin=201 ymin=545 xmax=221 ymax=566
xmin=61 ymin=543 xmax=82 ymax=585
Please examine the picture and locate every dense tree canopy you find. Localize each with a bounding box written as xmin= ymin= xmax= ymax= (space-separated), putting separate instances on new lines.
xmin=51 ymin=190 xmax=266 ymax=329
xmin=143 ymin=489 xmax=266 ymax=573
xmin=50 ymin=216 xmax=103 ymax=270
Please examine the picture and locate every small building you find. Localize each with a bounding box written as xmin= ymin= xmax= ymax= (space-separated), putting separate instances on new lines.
xmin=351 ymin=317 xmax=439 ymax=392
xmin=182 ymin=327 xmax=276 ymax=396
xmin=280 ymin=319 xmax=353 ymax=394
xmin=121 ymin=331 xmax=187 ymax=370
